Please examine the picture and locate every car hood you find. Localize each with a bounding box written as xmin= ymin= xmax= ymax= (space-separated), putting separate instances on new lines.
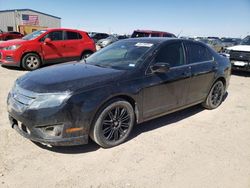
xmin=97 ymin=39 xmax=110 ymax=43
xmin=0 ymin=39 xmax=26 ymax=47
xmin=16 ymin=62 xmax=126 ymax=93
xmin=227 ymin=45 xmax=250 ymax=52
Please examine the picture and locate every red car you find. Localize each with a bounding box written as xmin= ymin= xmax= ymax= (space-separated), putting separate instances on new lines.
xmin=0 ymin=28 xmax=96 ymax=70
xmin=131 ymin=30 xmax=176 ymax=38
xmin=0 ymin=30 xmax=24 ymax=41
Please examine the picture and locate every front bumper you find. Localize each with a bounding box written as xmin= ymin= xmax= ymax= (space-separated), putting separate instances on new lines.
xmin=7 ymin=91 xmax=89 ymax=146
xmin=0 ymin=50 xmax=20 ymax=66
xmin=231 ymin=60 xmax=250 ymax=72
xmin=10 ymin=116 xmax=88 ymax=146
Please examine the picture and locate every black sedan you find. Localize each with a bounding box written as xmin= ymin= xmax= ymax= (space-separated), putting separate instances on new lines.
xmin=7 ymin=38 xmax=231 ymax=148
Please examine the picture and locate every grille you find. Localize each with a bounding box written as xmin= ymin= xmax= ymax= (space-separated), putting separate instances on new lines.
xmin=230 ymin=51 xmax=250 ymax=61
xmin=6 ymin=56 xmax=14 ymax=62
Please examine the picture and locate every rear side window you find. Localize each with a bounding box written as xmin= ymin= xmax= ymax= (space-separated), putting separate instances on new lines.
xmin=66 ymin=31 xmax=82 ymax=40
xmin=151 ymin=33 xmax=160 ymax=37
xmin=186 ymin=43 xmax=213 ymax=63
xmin=163 ymin=33 xmax=175 ymax=38
xmin=47 ymin=31 xmax=63 ymax=41
xmin=155 ymin=42 xmax=185 ymax=67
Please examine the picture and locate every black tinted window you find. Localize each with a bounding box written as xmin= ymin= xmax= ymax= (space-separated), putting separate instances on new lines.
xmin=151 ymin=33 xmax=160 ymax=37
xmin=155 ymin=42 xmax=185 ymax=67
xmin=48 ymin=31 xmax=63 ymax=41
xmin=163 ymin=33 xmax=175 ymax=38
xmin=66 ymin=31 xmax=81 ymax=40
xmin=187 ymin=43 xmax=213 ymax=63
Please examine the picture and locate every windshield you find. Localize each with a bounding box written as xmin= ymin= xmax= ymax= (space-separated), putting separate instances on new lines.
xmin=221 ymin=38 xmax=234 ymax=42
xmin=22 ymin=30 xmax=47 ymax=40
xmin=240 ymin=36 xmax=250 ymax=45
xmin=86 ymin=41 xmax=154 ymax=70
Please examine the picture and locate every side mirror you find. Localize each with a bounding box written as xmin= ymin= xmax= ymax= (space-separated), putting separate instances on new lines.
xmin=150 ymin=62 xmax=170 ymax=73
xmin=44 ymin=38 xmax=51 ymax=44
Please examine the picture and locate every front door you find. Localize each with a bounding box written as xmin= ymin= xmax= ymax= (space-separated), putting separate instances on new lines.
xmin=142 ymin=41 xmax=191 ymax=119
xmin=41 ymin=30 xmax=65 ymax=62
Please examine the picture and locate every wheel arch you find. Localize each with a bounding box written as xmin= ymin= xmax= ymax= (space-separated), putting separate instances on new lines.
xmin=214 ymin=76 xmax=226 ymax=87
xmin=89 ymin=94 xmax=139 ymax=132
xmin=81 ymin=49 xmax=94 ymax=56
xmin=21 ymin=51 xmax=43 ymax=68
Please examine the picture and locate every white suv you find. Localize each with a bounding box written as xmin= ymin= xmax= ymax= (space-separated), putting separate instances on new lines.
xmin=226 ymin=36 xmax=250 ymax=72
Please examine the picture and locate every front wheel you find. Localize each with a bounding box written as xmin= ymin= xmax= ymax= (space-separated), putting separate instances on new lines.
xmin=90 ymin=99 xmax=135 ymax=148
xmin=21 ymin=53 xmax=41 ymax=71
xmin=202 ymin=80 xmax=225 ymax=109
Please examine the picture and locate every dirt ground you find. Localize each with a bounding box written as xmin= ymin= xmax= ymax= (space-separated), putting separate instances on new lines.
xmin=0 ymin=65 xmax=249 ymax=188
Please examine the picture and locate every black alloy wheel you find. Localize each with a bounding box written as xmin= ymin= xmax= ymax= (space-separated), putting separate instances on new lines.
xmin=90 ymin=99 xmax=135 ymax=148
xmin=202 ymin=80 xmax=225 ymax=109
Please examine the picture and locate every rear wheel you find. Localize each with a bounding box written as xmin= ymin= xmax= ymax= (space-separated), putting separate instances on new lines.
xmin=202 ymin=80 xmax=225 ymax=109
xmin=80 ymin=51 xmax=93 ymax=60
xmin=22 ymin=53 xmax=41 ymax=71
xmin=90 ymin=99 xmax=135 ymax=148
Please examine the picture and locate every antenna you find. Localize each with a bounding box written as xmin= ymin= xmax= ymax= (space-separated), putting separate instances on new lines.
xmin=177 ymin=29 xmax=183 ymax=38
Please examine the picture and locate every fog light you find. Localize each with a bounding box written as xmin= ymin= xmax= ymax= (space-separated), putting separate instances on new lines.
xmin=40 ymin=124 xmax=63 ymax=137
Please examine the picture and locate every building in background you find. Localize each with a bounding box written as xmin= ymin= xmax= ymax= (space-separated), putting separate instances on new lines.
xmin=0 ymin=9 xmax=61 ymax=35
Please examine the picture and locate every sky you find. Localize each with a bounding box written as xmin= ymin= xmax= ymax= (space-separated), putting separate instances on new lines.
xmin=0 ymin=0 xmax=250 ymax=38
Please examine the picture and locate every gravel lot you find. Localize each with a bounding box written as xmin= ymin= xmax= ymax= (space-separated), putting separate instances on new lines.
xmin=0 ymin=65 xmax=249 ymax=188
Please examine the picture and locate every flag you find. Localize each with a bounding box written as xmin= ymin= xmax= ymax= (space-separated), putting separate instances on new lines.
xmin=22 ymin=14 xmax=39 ymax=25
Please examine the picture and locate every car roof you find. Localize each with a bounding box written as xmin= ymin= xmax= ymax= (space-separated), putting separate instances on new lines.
xmin=122 ymin=37 xmax=183 ymax=44
xmin=122 ymin=37 xmax=212 ymax=48
xmin=45 ymin=28 xmax=86 ymax=33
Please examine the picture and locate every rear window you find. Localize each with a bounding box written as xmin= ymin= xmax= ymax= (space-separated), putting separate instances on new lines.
xmin=66 ymin=31 xmax=82 ymax=40
xmin=186 ymin=43 xmax=213 ymax=63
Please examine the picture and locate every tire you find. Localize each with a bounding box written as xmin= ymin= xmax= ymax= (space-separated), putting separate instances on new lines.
xmin=90 ymin=99 xmax=135 ymax=148
xmin=202 ymin=80 xmax=225 ymax=110
xmin=80 ymin=51 xmax=93 ymax=60
xmin=22 ymin=53 xmax=41 ymax=71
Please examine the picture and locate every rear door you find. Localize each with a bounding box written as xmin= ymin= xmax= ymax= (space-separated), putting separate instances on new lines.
xmin=62 ymin=31 xmax=83 ymax=60
xmin=41 ymin=30 xmax=65 ymax=62
xmin=184 ymin=42 xmax=216 ymax=104
xmin=142 ymin=41 xmax=191 ymax=119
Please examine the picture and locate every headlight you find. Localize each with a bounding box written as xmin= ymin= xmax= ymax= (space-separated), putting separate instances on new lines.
xmin=102 ymin=40 xmax=109 ymax=45
xmin=29 ymin=92 xmax=71 ymax=109
xmin=224 ymin=49 xmax=231 ymax=54
xmin=3 ymin=44 xmax=21 ymax=50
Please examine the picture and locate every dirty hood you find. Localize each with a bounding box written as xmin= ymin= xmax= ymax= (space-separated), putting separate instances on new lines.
xmin=16 ymin=62 xmax=126 ymax=93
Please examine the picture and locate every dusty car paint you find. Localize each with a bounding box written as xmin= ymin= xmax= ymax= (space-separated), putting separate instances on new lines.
xmin=7 ymin=38 xmax=231 ymax=146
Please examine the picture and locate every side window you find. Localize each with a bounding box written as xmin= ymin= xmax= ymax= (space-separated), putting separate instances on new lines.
xmin=151 ymin=33 xmax=159 ymax=37
xmin=47 ymin=31 xmax=63 ymax=41
xmin=7 ymin=26 xmax=13 ymax=31
xmin=163 ymin=33 xmax=174 ymax=37
xmin=155 ymin=42 xmax=185 ymax=67
xmin=187 ymin=43 xmax=213 ymax=63
xmin=66 ymin=31 xmax=81 ymax=40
